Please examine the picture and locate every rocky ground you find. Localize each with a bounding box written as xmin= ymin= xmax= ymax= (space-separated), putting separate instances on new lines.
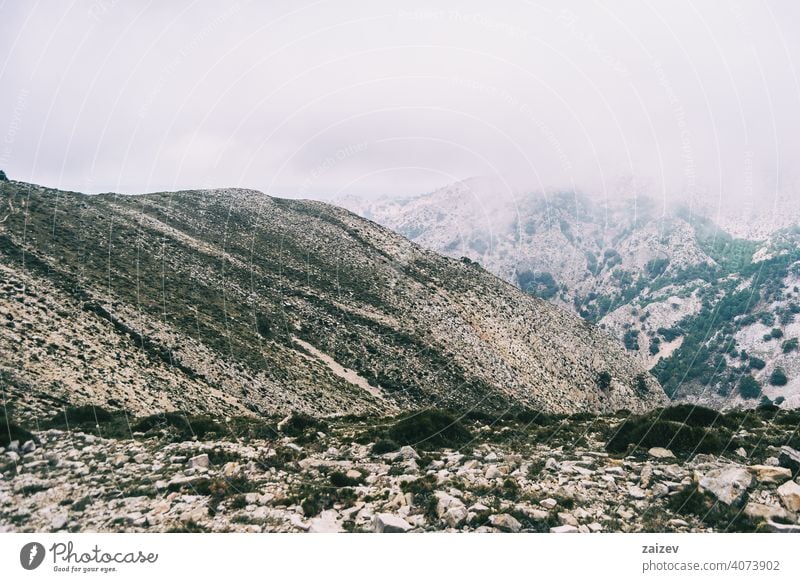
xmin=2 ymin=408 xmax=800 ymax=533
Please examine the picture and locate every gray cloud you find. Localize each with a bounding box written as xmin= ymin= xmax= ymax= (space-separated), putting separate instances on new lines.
xmin=1 ymin=0 xmax=799 ymax=204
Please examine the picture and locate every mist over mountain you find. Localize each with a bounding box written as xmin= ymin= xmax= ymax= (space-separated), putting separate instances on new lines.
xmin=341 ymin=177 xmax=800 ymax=409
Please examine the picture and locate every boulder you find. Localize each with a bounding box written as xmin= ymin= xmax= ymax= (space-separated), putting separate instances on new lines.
xmin=444 ymin=505 xmax=468 ymax=528
xmin=489 ymin=513 xmax=522 ymax=533
xmin=550 ymin=524 xmax=579 ymax=533
xmin=308 ymin=510 xmax=343 ymax=533
xmin=743 ymin=502 xmax=790 ymax=522
xmin=776 ymin=480 xmax=800 ymax=513
xmin=399 ymin=446 xmax=419 ymax=461
xmin=374 ymin=513 xmax=412 ymax=533
xmin=778 ymin=446 xmax=800 ymax=477
xmin=187 ymin=454 xmax=210 ymax=470
xmin=648 ymin=447 xmax=675 ymax=459
xmin=747 ymin=465 xmax=792 ymax=485
xmin=697 ymin=465 xmax=753 ymax=506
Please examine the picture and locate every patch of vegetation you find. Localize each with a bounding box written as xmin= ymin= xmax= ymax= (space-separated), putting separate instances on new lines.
xmin=329 ymin=470 xmax=363 ymax=487
xmin=387 ymin=409 xmax=472 ymax=450
xmin=596 ymin=371 xmax=612 ymax=391
xmin=667 ymin=486 xmax=756 ymax=532
xmin=605 ymin=413 xmax=724 ymax=456
xmin=0 ymin=407 xmax=35 ymax=447
xmin=400 ymin=475 xmax=438 ymax=521
xmin=739 ymin=375 xmax=762 ymax=399
xmin=517 ymin=270 xmax=559 ymax=300
xmin=133 ymin=412 xmax=222 ymax=442
xmin=371 ymin=438 xmax=399 ymax=455
xmin=287 ymin=482 xmax=357 ymax=517
xmin=279 ymin=413 xmax=328 ymax=443
xmin=769 ymin=367 xmax=788 ymax=386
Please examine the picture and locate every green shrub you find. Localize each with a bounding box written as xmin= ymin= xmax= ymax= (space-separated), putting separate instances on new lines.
xmin=387 ymin=409 xmax=472 ymax=450
xmin=658 ymin=404 xmax=732 ymax=428
xmin=371 ymin=439 xmax=399 ymax=455
xmin=329 ymin=470 xmax=362 ymax=487
xmin=50 ymin=405 xmax=114 ymax=427
xmin=667 ymin=486 xmax=756 ymax=531
xmin=782 ymin=338 xmax=798 ymax=353
xmin=739 ymin=375 xmax=761 ymax=399
xmin=0 ymin=419 xmax=35 ymax=447
xmin=596 ymin=371 xmax=612 ymax=391
xmin=279 ymin=413 xmax=327 ymax=442
xmin=133 ymin=412 xmax=222 ymax=441
xmin=769 ymin=367 xmax=788 ymax=386
xmin=606 ymin=417 xmax=723 ymax=455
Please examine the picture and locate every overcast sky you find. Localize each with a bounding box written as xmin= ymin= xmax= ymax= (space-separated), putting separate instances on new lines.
xmin=1 ymin=0 xmax=799 ymax=203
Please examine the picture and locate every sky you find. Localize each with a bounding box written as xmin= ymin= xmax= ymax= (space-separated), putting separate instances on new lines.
xmin=1 ymin=0 xmax=799 ymax=204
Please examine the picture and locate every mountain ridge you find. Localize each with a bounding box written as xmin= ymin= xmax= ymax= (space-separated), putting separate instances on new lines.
xmin=0 ymin=177 xmax=666 ymax=420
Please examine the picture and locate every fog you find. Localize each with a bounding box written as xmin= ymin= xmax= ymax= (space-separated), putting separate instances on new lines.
xmin=1 ymin=0 xmax=799 ymax=205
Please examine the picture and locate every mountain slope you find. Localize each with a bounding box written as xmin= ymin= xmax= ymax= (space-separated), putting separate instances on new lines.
xmin=0 ymin=178 xmax=666 ymax=419
xmin=341 ymin=178 xmax=800 ymax=408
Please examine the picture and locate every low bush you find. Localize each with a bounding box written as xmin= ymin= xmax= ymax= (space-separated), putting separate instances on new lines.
xmin=133 ymin=412 xmax=222 ymax=441
xmin=371 ymin=438 xmax=399 ymax=455
xmin=329 ymin=470 xmax=362 ymax=487
xmin=387 ymin=409 xmax=472 ymax=450
xmin=49 ymin=405 xmax=114 ymax=427
xmin=279 ymin=413 xmax=328 ymax=443
xmin=667 ymin=486 xmax=756 ymax=532
xmin=605 ymin=416 xmax=723 ymax=456
xmin=658 ymin=404 xmax=733 ymax=429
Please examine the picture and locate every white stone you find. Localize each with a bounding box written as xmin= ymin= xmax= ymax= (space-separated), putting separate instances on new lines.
xmin=776 ymin=480 xmax=800 ymax=513
xmin=374 ymin=513 xmax=412 ymax=533
xmin=550 ymin=524 xmax=579 ymax=533
xmin=648 ymin=447 xmax=675 ymax=459
xmin=399 ymin=446 xmax=419 ymax=461
xmin=747 ymin=465 xmax=792 ymax=485
xmin=187 ymin=454 xmax=210 ymax=469
xmin=697 ymin=465 xmax=753 ymax=506
xmin=489 ymin=513 xmax=522 ymax=533
xmin=539 ymin=498 xmax=558 ymax=509
xmin=308 ymin=510 xmax=343 ymax=533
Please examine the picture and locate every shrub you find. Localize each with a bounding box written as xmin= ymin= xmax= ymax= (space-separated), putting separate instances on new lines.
xmin=279 ymin=413 xmax=327 ymax=442
xmin=769 ymin=367 xmax=788 ymax=386
xmin=596 ymin=371 xmax=612 ymax=391
xmin=50 ymin=405 xmax=114 ymax=427
xmin=371 ymin=439 xmax=399 ymax=455
xmin=782 ymin=338 xmax=798 ymax=354
xmin=387 ymin=409 xmax=472 ymax=450
xmin=606 ymin=417 xmax=723 ymax=455
xmin=0 ymin=417 xmax=35 ymax=447
xmin=667 ymin=486 xmax=756 ymax=531
xmin=329 ymin=470 xmax=362 ymax=487
xmin=739 ymin=376 xmax=761 ymax=399
xmin=0 ymin=170 xmax=7 ymax=181
xmin=748 ymin=357 xmax=766 ymax=370
xmin=658 ymin=404 xmax=732 ymax=428
xmin=133 ymin=412 xmax=222 ymax=441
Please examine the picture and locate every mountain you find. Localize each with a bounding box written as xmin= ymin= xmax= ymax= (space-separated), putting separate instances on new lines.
xmin=340 ymin=178 xmax=800 ymax=409
xmin=0 ymin=177 xmax=666 ymax=420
